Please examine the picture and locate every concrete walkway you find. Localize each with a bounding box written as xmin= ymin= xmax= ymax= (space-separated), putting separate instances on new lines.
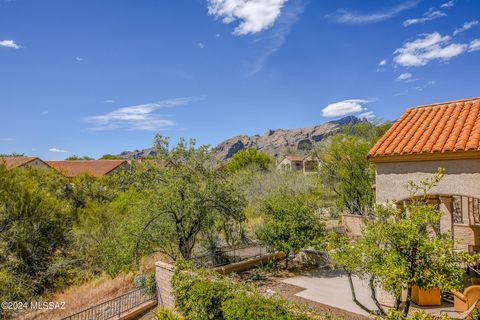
xmin=282 ymin=269 xmax=379 ymax=316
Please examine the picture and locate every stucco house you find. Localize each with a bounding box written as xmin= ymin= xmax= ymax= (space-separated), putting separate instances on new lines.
xmin=46 ymin=160 xmax=129 ymax=178
xmin=277 ymin=155 xmax=319 ymax=174
xmin=0 ymin=156 xmax=50 ymax=170
xmin=367 ymin=97 xmax=480 ymax=252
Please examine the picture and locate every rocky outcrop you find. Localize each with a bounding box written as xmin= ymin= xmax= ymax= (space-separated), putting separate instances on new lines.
xmin=118 ymin=116 xmax=360 ymax=161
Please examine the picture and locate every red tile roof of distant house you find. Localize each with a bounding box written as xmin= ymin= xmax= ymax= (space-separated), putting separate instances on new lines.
xmin=0 ymin=156 xmax=41 ymax=169
xmin=285 ymin=156 xmax=305 ymax=162
xmin=46 ymin=160 xmax=128 ymax=177
xmin=368 ymin=97 xmax=480 ymax=162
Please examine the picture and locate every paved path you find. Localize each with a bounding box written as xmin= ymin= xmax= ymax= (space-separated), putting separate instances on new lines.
xmin=282 ymin=269 xmax=378 ymax=316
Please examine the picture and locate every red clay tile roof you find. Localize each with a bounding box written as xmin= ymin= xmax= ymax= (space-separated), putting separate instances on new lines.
xmin=368 ymin=97 xmax=480 ymax=161
xmin=46 ymin=160 xmax=127 ymax=177
xmin=0 ymin=156 xmax=40 ymax=169
xmin=285 ymin=156 xmax=305 ymax=162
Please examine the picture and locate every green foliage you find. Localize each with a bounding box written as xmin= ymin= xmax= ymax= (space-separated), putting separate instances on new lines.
xmin=65 ymin=155 xmax=94 ymax=160
xmin=329 ymin=169 xmax=474 ymax=316
xmin=172 ymin=261 xmax=314 ymax=320
xmin=222 ymin=292 xmax=310 ymax=320
xmin=225 ymin=148 xmax=272 ymax=173
xmin=256 ymin=187 xmax=326 ymax=266
xmin=318 ymin=122 xmax=390 ymax=215
xmin=99 ymin=154 xmax=122 ymax=160
xmin=376 ymin=310 xmax=452 ymax=320
xmin=152 ymin=308 xmax=183 ymax=320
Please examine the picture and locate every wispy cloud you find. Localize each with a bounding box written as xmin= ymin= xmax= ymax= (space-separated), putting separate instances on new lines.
xmin=321 ymin=99 xmax=374 ymax=118
xmin=440 ymin=0 xmax=454 ymax=8
xmin=250 ymin=0 xmax=305 ymax=75
xmin=207 ymin=0 xmax=288 ymax=35
xmin=327 ymin=0 xmax=418 ymax=24
xmin=454 ymin=20 xmax=479 ymax=36
xmin=470 ymin=39 xmax=480 ymax=52
xmin=84 ymin=97 xmax=202 ymax=131
xmin=394 ymin=32 xmax=469 ymax=67
xmin=378 ymin=59 xmax=387 ymax=66
xmin=49 ymin=148 xmax=68 ymax=153
xmin=0 ymin=39 xmax=20 ymax=49
xmin=197 ymin=42 xmax=205 ymax=49
xmin=104 ymin=99 xmax=115 ymax=103
xmin=396 ymin=72 xmax=413 ymax=81
xmin=0 ymin=138 xmax=14 ymax=142
xmin=75 ymin=57 xmax=84 ymax=62
xmin=41 ymin=110 xmax=49 ymax=115
xmin=403 ymin=8 xmax=446 ymax=27
xmin=358 ymin=111 xmax=376 ymax=120
xmin=415 ymin=80 xmax=436 ymax=91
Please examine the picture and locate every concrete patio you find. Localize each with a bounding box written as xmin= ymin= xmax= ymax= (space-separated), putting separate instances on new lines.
xmin=282 ymin=268 xmax=457 ymax=318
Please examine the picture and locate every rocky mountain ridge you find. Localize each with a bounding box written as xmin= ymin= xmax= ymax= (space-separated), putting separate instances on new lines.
xmin=118 ymin=116 xmax=360 ymax=161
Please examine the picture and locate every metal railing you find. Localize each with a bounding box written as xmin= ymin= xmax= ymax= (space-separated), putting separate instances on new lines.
xmin=61 ymin=287 xmax=156 ymax=320
xmin=192 ymin=243 xmax=269 ymax=268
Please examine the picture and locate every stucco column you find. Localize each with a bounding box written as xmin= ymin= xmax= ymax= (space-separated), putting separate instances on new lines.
xmin=439 ymin=196 xmax=454 ymax=237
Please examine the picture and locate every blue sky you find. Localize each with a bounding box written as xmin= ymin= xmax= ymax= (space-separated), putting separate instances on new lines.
xmin=1 ymin=0 xmax=479 ymax=159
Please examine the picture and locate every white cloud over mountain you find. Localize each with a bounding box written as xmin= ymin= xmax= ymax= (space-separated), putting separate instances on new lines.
xmin=321 ymin=99 xmax=373 ymax=118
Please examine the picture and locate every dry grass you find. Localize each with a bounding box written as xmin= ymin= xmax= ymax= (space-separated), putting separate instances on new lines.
xmin=17 ymin=273 xmax=135 ymax=320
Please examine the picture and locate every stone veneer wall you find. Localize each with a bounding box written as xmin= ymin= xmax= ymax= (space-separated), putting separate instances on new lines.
xmin=155 ymin=261 xmax=175 ymax=309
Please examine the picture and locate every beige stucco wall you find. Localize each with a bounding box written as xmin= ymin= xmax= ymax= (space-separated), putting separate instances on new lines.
xmin=375 ymin=158 xmax=480 ymax=203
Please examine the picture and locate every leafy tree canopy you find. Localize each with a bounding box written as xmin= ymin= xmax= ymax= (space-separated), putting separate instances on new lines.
xmin=226 ymin=148 xmax=273 ymax=173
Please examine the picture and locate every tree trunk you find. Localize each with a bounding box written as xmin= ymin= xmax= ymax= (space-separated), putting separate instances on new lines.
xmin=403 ymin=283 xmax=413 ymax=316
xmin=346 ymin=271 xmax=376 ymax=314
xmin=369 ymin=277 xmax=386 ymax=316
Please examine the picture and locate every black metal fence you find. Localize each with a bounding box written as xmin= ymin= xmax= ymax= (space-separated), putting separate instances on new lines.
xmin=61 ymin=287 xmax=156 ymax=320
xmin=192 ymin=243 xmax=269 ymax=268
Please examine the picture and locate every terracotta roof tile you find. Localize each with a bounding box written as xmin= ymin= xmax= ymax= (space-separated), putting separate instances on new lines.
xmin=46 ymin=160 xmax=127 ymax=177
xmin=368 ymin=97 xmax=480 ymax=160
xmin=0 ymin=156 xmax=39 ymax=169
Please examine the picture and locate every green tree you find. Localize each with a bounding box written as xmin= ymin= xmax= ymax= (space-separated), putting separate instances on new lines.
xmin=65 ymin=155 xmax=94 ymax=160
xmin=133 ymin=135 xmax=247 ymax=260
xmin=225 ymin=148 xmax=272 ymax=173
xmin=99 ymin=154 xmax=122 ymax=160
xmin=318 ymin=122 xmax=390 ymax=215
xmin=330 ymin=169 xmax=475 ymax=317
xmin=256 ymin=187 xmax=325 ymax=268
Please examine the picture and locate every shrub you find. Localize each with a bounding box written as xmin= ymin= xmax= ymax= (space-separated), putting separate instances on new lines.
xmin=376 ymin=310 xmax=453 ymax=320
xmin=152 ymin=307 xmax=183 ymax=320
xmin=221 ymin=291 xmax=310 ymax=320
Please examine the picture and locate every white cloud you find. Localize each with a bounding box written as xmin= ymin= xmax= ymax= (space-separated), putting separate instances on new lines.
xmin=104 ymin=99 xmax=115 ymax=103
xmin=197 ymin=42 xmax=205 ymax=49
xmin=207 ymin=0 xmax=288 ymax=35
xmin=321 ymin=99 xmax=373 ymax=118
xmin=394 ymin=32 xmax=468 ymax=67
xmin=454 ymin=20 xmax=479 ymax=36
xmin=358 ymin=111 xmax=376 ymax=120
xmin=327 ymin=0 xmax=418 ymax=24
xmin=215 ymin=33 xmax=221 ymax=38
xmin=440 ymin=0 xmax=454 ymax=8
xmin=49 ymin=148 xmax=68 ymax=153
xmin=0 ymin=40 xmax=20 ymax=49
xmin=85 ymin=97 xmax=202 ymax=131
xmin=470 ymin=39 xmax=480 ymax=52
xmin=403 ymin=8 xmax=446 ymax=27
xmin=75 ymin=57 xmax=84 ymax=61
xmin=378 ymin=59 xmax=387 ymax=66
xmin=396 ymin=72 xmax=412 ymax=81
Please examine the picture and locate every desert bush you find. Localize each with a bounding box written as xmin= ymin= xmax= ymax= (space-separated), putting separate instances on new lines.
xmin=152 ymin=307 xmax=183 ymax=320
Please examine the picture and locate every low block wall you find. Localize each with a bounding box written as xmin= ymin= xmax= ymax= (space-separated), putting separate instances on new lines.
xmin=155 ymin=261 xmax=175 ymax=309
xmin=214 ymin=252 xmax=286 ymax=275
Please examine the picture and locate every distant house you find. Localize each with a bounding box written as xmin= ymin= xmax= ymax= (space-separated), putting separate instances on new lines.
xmin=277 ymin=155 xmax=319 ymax=174
xmin=367 ymin=97 xmax=480 ymax=252
xmin=0 ymin=156 xmax=50 ymax=170
xmin=46 ymin=160 xmax=129 ymax=178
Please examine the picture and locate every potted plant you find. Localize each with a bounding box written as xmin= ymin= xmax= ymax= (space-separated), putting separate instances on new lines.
xmin=472 ymin=308 xmax=480 ymax=320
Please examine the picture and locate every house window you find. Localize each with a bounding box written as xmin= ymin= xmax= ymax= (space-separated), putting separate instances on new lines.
xmin=470 ymin=198 xmax=480 ymax=224
xmin=453 ymin=196 xmax=462 ymax=224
